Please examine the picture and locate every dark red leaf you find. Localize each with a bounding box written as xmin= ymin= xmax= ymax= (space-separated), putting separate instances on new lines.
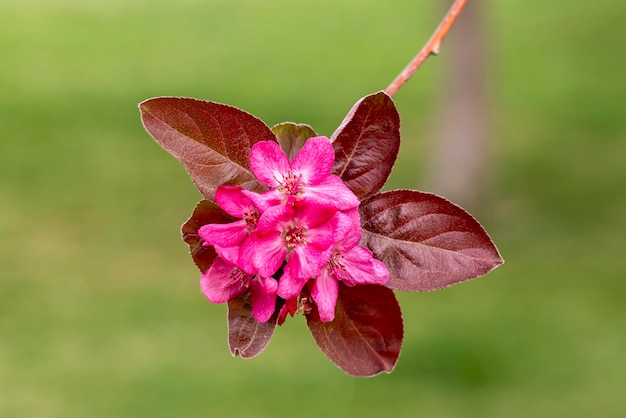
xmin=227 ymin=293 xmax=283 ymax=359
xmin=359 ymin=190 xmax=504 ymax=291
xmin=307 ymin=284 xmax=403 ymax=377
xmin=181 ymin=200 xmax=235 ymax=272
xmin=271 ymin=122 xmax=317 ymax=161
xmin=330 ymin=91 xmax=400 ymax=199
xmin=139 ymin=97 xmax=276 ymax=201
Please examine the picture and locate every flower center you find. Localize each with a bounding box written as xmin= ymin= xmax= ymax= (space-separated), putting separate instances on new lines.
xmin=298 ymin=294 xmax=314 ymax=315
xmin=278 ymin=170 xmax=303 ymax=196
xmin=242 ymin=208 xmax=259 ymax=232
xmin=228 ymin=268 xmax=250 ymax=290
xmin=284 ymin=222 xmax=307 ymax=251
xmin=327 ymin=250 xmax=346 ymax=274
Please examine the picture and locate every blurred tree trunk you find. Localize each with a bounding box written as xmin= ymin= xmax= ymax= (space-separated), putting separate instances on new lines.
xmin=426 ymin=0 xmax=492 ymax=211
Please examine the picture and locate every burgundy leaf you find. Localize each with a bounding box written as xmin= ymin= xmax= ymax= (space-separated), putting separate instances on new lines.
xmin=359 ymin=190 xmax=504 ymax=291
xmin=330 ymin=91 xmax=400 ymax=199
xmin=139 ymin=97 xmax=276 ymax=201
xmin=181 ymin=200 xmax=235 ymax=272
xmin=307 ymin=284 xmax=403 ymax=377
xmin=227 ymin=292 xmax=283 ymax=359
xmin=271 ymin=122 xmax=317 ymax=161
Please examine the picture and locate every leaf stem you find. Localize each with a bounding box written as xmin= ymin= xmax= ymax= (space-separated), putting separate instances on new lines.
xmin=385 ymin=0 xmax=468 ymax=97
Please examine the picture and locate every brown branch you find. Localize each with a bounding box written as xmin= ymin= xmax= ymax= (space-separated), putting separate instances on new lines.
xmin=385 ymin=0 xmax=468 ymax=97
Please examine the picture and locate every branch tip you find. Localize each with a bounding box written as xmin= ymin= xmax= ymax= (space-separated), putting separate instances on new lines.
xmin=385 ymin=0 xmax=468 ymax=96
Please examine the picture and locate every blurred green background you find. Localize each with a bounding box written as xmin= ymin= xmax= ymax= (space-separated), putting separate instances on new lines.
xmin=1 ymin=0 xmax=625 ymax=417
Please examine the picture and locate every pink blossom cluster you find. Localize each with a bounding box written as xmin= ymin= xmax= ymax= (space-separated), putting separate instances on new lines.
xmin=198 ymin=136 xmax=389 ymax=323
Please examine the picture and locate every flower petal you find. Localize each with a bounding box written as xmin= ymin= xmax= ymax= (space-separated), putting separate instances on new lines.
xmin=311 ymin=269 xmax=339 ymax=322
xmin=370 ymin=258 xmax=390 ymax=285
xmin=337 ymin=246 xmax=389 ymax=287
xmin=215 ymin=186 xmax=248 ymax=217
xmin=337 ymin=208 xmax=362 ymax=250
xmin=253 ymin=231 xmax=288 ymax=277
xmin=255 ymin=203 xmax=293 ymax=235
xmin=302 ymin=210 xmax=341 ymax=251
xmin=238 ymin=238 xmax=259 ymax=275
xmin=200 ymin=258 xmax=250 ymax=303
xmin=276 ymin=267 xmax=309 ymax=300
xmin=250 ymin=276 xmax=278 ymax=323
xmin=287 ymin=244 xmax=326 ymax=280
xmin=302 ymin=174 xmax=360 ymax=210
xmin=198 ymin=220 xmax=247 ymax=247
xmin=293 ymin=201 xmax=335 ymax=228
xmin=241 ymin=189 xmax=280 ymax=212
xmin=214 ymin=244 xmax=240 ymax=267
xmin=250 ymin=140 xmax=290 ymax=187
xmin=291 ymin=136 xmax=334 ymax=185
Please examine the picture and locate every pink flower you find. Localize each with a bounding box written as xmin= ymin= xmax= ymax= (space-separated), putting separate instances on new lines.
xmin=243 ymin=201 xmax=342 ymax=284
xmin=198 ymin=138 xmax=388 ymax=324
xmin=310 ymin=209 xmax=390 ymax=322
xmin=274 ymin=208 xmax=351 ymax=302
xmin=200 ymin=257 xmax=278 ymax=323
xmin=249 ymin=136 xmax=359 ymax=210
xmin=198 ymin=186 xmax=265 ymax=272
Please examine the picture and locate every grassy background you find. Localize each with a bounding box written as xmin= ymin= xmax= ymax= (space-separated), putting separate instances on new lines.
xmin=1 ymin=0 xmax=625 ymax=417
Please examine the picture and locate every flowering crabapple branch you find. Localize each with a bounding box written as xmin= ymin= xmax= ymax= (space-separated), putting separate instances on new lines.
xmin=138 ymin=0 xmax=503 ymax=377
xmin=385 ymin=0 xmax=468 ymax=96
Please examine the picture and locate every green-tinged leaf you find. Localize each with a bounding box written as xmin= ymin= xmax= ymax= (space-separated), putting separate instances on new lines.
xmin=359 ymin=190 xmax=504 ymax=291
xmin=227 ymin=293 xmax=282 ymax=359
xmin=139 ymin=97 xmax=276 ymax=201
xmin=271 ymin=122 xmax=317 ymax=161
xmin=331 ymin=91 xmax=400 ymax=199
xmin=181 ymin=200 xmax=235 ymax=272
xmin=307 ymin=284 xmax=403 ymax=377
